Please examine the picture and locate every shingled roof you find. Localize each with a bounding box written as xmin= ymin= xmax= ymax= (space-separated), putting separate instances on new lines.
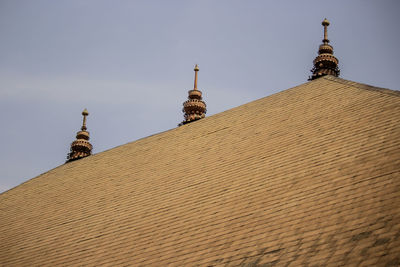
xmin=1 ymin=76 xmax=399 ymax=266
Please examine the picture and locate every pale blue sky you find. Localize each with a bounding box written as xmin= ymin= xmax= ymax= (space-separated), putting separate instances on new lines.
xmin=0 ymin=0 xmax=399 ymax=192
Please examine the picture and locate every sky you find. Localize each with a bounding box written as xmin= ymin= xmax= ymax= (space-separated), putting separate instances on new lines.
xmin=0 ymin=0 xmax=399 ymax=193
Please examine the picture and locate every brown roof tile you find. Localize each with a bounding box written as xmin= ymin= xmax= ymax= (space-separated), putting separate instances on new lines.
xmin=1 ymin=76 xmax=399 ymax=266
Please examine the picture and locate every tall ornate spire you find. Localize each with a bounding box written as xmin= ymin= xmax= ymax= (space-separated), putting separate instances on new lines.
xmin=66 ymin=109 xmax=92 ymax=162
xmin=180 ymin=64 xmax=207 ymax=126
xmin=309 ymin=18 xmax=340 ymax=80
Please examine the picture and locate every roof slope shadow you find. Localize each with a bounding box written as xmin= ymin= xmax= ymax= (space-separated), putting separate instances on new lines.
xmin=1 ymin=76 xmax=400 ymax=266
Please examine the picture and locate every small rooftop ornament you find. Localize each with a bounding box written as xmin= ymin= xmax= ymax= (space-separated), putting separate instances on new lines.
xmin=179 ymin=64 xmax=207 ymax=126
xmin=66 ymin=109 xmax=93 ymax=162
xmin=309 ymin=18 xmax=340 ymax=80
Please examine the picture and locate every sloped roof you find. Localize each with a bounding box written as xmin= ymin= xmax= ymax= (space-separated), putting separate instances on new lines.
xmin=1 ymin=76 xmax=399 ymax=266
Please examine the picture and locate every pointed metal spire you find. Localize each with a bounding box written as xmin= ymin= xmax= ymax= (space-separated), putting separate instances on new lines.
xmin=322 ymin=18 xmax=329 ymax=44
xmin=81 ymin=108 xmax=89 ymax=131
xmin=66 ymin=109 xmax=93 ymax=162
xmin=194 ymin=64 xmax=199 ymax=90
xmin=309 ymin=18 xmax=340 ymax=80
xmin=179 ymin=65 xmax=207 ymax=126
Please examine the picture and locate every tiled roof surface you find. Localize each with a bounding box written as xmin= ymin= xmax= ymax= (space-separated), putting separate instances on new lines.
xmin=1 ymin=76 xmax=399 ymax=266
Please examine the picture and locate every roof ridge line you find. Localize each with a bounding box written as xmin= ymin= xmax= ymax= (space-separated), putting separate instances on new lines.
xmin=321 ymin=75 xmax=400 ymax=97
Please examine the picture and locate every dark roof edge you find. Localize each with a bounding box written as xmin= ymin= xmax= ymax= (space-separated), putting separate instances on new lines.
xmin=321 ymin=75 xmax=400 ymax=97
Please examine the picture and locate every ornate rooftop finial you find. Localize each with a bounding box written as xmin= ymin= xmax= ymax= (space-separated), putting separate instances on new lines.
xmin=309 ymin=18 xmax=340 ymax=80
xmin=66 ymin=109 xmax=93 ymax=162
xmin=179 ymin=64 xmax=207 ymax=126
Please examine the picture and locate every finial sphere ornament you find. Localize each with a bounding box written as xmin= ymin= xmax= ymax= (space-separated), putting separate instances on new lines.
xmin=82 ymin=108 xmax=89 ymax=116
xmin=322 ymin=18 xmax=330 ymax=26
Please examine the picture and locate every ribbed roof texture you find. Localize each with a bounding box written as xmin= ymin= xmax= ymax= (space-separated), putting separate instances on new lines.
xmin=1 ymin=76 xmax=400 ymax=266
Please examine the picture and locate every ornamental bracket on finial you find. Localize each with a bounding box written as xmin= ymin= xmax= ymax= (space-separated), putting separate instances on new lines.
xmin=66 ymin=108 xmax=93 ymax=163
xmin=309 ymin=18 xmax=340 ymax=80
xmin=179 ymin=64 xmax=207 ymax=126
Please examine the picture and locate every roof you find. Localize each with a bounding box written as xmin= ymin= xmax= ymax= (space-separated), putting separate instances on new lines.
xmin=1 ymin=76 xmax=400 ymax=266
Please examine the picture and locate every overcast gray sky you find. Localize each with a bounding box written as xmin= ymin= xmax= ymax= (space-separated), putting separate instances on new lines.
xmin=0 ymin=0 xmax=399 ymax=193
